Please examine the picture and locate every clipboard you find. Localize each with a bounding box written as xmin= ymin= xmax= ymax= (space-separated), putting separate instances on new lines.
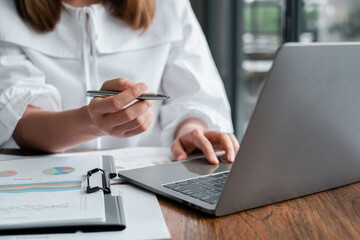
xmin=0 ymin=155 xmax=126 ymax=235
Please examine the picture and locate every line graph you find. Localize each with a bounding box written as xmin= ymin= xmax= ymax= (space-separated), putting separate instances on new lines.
xmin=0 ymin=203 xmax=69 ymax=214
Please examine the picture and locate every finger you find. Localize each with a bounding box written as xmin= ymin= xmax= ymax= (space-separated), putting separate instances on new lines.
xmin=215 ymin=133 xmax=235 ymax=162
xmin=108 ymin=109 xmax=153 ymax=137
xmin=90 ymin=83 xmax=148 ymax=114
xmin=190 ymin=130 xmax=218 ymax=164
xmin=119 ymin=107 xmax=154 ymax=133
xmin=205 ymin=132 xmax=239 ymax=162
xmin=122 ymin=111 xmax=154 ymax=137
xmin=100 ymin=78 xmax=135 ymax=91
xmin=229 ymin=134 xmax=240 ymax=154
xmin=113 ymin=82 xmax=148 ymax=108
xmin=171 ymin=138 xmax=187 ymax=161
xmin=101 ymin=99 xmax=154 ymax=127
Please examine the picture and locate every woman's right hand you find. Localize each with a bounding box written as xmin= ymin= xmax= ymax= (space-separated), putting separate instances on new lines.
xmin=87 ymin=78 xmax=155 ymax=138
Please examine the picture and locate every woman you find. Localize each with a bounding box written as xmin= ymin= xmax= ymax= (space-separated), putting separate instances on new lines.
xmin=0 ymin=0 xmax=239 ymax=164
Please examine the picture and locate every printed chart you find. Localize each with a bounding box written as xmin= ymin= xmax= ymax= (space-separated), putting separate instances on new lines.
xmin=0 ymin=181 xmax=81 ymax=193
xmin=43 ymin=167 xmax=75 ymax=175
xmin=0 ymin=171 xmax=17 ymax=177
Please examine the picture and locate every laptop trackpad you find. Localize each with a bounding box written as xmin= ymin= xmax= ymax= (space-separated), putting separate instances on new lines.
xmin=180 ymin=156 xmax=232 ymax=176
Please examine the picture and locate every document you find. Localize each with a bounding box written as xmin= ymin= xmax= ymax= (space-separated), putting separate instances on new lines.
xmin=0 ymin=156 xmax=105 ymax=226
xmin=111 ymin=147 xmax=173 ymax=171
xmin=0 ymin=147 xmax=172 ymax=239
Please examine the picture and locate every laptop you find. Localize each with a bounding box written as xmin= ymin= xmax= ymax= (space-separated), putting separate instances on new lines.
xmin=118 ymin=43 xmax=360 ymax=216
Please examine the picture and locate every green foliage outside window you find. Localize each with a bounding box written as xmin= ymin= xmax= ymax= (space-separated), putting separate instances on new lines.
xmin=244 ymin=4 xmax=280 ymax=34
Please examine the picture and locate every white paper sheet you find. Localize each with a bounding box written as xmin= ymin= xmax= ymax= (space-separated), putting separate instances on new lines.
xmin=0 ymin=156 xmax=105 ymax=226
xmin=54 ymin=147 xmax=174 ymax=171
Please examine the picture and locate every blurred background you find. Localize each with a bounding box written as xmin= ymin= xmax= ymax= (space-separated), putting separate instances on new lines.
xmin=189 ymin=0 xmax=360 ymax=141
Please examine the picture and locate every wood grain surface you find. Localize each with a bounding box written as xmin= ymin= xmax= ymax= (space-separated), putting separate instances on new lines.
xmin=159 ymin=182 xmax=360 ymax=240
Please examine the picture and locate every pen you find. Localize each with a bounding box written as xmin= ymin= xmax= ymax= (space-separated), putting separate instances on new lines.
xmin=86 ymin=90 xmax=170 ymax=100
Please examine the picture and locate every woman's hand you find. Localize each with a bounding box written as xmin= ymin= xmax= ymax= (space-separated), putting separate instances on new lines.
xmin=88 ymin=78 xmax=155 ymax=138
xmin=171 ymin=119 xmax=240 ymax=164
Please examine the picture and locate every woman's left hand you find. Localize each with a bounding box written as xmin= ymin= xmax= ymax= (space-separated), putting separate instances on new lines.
xmin=171 ymin=119 xmax=240 ymax=164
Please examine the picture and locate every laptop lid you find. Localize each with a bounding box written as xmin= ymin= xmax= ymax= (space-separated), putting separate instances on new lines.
xmin=215 ymin=42 xmax=360 ymax=216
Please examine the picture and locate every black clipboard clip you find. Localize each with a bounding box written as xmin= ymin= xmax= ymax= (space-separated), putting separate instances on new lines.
xmin=86 ymin=168 xmax=117 ymax=194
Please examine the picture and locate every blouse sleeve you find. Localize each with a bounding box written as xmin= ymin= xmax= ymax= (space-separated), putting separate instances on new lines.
xmin=0 ymin=42 xmax=61 ymax=147
xmin=159 ymin=0 xmax=234 ymax=146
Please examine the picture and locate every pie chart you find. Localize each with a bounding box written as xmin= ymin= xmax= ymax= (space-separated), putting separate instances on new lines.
xmin=0 ymin=171 xmax=17 ymax=177
xmin=43 ymin=167 xmax=75 ymax=175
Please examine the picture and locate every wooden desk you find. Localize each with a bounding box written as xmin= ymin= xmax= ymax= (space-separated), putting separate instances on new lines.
xmin=158 ymin=182 xmax=360 ymax=239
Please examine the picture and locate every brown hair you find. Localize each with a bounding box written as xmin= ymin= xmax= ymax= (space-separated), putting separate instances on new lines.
xmin=15 ymin=0 xmax=155 ymax=33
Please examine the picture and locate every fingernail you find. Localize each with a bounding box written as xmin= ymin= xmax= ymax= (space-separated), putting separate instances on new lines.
xmin=229 ymin=152 xmax=235 ymax=162
xmin=138 ymin=82 xmax=147 ymax=92
xmin=177 ymin=154 xmax=186 ymax=161
xmin=211 ymin=157 xmax=219 ymax=164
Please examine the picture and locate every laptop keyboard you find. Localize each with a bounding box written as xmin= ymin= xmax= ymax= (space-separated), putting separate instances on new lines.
xmin=162 ymin=171 xmax=229 ymax=205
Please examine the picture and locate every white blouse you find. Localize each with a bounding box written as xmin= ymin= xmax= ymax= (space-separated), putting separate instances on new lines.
xmin=0 ymin=0 xmax=233 ymax=149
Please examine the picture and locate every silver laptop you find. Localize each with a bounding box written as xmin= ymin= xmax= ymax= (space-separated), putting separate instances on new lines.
xmin=118 ymin=43 xmax=360 ymax=216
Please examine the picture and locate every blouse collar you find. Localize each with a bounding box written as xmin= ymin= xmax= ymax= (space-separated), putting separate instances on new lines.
xmin=0 ymin=0 xmax=182 ymax=59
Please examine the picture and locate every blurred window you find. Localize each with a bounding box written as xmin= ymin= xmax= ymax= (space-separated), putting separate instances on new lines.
xmin=237 ymin=0 xmax=284 ymax=138
xmin=300 ymin=0 xmax=360 ymax=42
xmin=190 ymin=0 xmax=360 ymax=140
